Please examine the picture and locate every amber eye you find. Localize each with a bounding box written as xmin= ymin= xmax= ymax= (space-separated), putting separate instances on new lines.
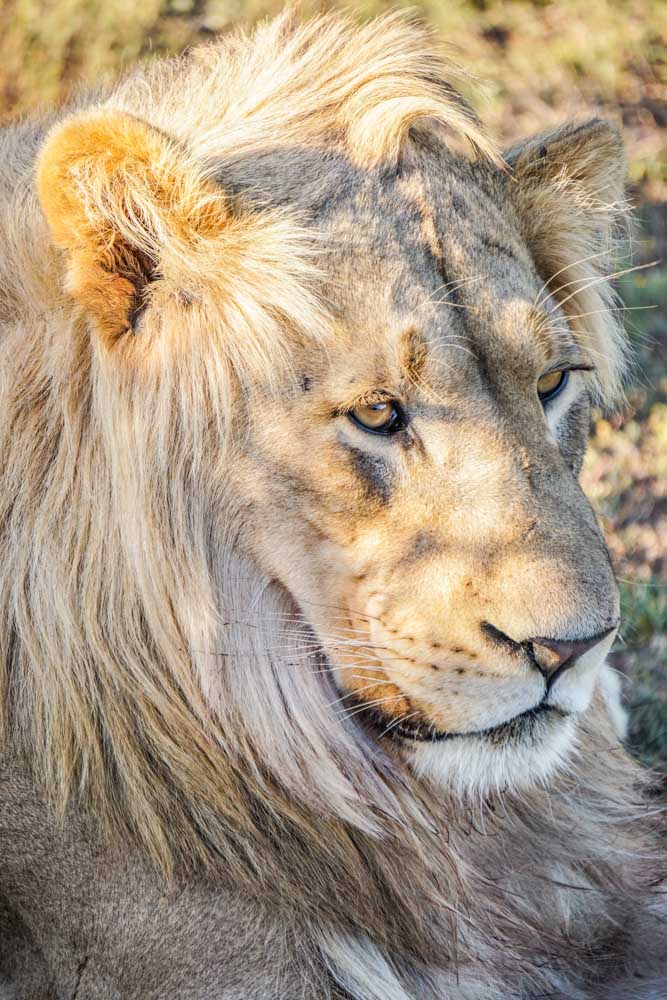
xmin=349 ymin=400 xmax=405 ymax=435
xmin=537 ymin=369 xmax=569 ymax=404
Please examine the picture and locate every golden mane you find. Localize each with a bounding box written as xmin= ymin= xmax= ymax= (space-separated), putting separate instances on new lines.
xmin=115 ymin=10 xmax=498 ymax=169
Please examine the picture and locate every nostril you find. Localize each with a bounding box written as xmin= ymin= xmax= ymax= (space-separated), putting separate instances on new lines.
xmin=528 ymin=624 xmax=618 ymax=683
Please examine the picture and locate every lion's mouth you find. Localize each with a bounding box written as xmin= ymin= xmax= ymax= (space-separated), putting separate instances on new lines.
xmin=347 ymin=698 xmax=568 ymax=745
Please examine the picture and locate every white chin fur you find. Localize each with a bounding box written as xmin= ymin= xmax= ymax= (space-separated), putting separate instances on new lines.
xmin=406 ymin=715 xmax=578 ymax=798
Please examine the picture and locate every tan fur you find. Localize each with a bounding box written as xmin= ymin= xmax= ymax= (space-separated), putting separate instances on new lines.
xmin=0 ymin=11 xmax=664 ymax=998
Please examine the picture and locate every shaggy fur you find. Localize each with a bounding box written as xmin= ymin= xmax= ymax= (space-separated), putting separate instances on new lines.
xmin=0 ymin=11 xmax=664 ymax=999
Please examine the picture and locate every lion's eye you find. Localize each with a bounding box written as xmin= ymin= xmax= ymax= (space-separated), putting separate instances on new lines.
xmin=349 ymin=400 xmax=405 ymax=435
xmin=537 ymin=369 xmax=569 ymax=405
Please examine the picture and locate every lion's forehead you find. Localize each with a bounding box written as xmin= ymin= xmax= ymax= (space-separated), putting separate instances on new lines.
xmin=321 ymin=165 xmax=532 ymax=291
xmin=222 ymin=142 xmax=535 ymax=301
xmin=298 ymin=161 xmax=551 ymax=378
xmin=220 ymin=141 xmax=549 ymax=387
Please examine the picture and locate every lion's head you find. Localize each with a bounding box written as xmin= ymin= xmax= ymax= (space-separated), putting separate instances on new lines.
xmin=2 ymin=13 xmax=631 ymax=879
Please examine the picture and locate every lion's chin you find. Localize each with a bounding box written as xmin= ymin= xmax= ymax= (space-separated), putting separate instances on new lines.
xmin=403 ymin=711 xmax=578 ymax=798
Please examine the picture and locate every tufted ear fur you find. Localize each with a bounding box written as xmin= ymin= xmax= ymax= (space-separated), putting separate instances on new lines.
xmin=506 ymin=118 xmax=626 ymax=251
xmin=36 ymin=111 xmax=237 ymax=344
xmin=505 ymin=119 xmax=628 ymax=403
xmin=36 ymin=108 xmax=322 ymax=383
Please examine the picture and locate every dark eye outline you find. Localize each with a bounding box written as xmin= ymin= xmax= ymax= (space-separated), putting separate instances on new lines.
xmin=538 ymin=369 xmax=570 ymax=405
xmin=348 ymin=400 xmax=407 ymax=436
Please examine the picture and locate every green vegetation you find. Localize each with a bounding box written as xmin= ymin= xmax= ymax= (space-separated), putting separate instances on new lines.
xmin=0 ymin=0 xmax=664 ymax=768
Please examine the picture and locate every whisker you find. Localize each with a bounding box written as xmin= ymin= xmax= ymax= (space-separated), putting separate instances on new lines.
xmin=429 ymin=298 xmax=473 ymax=311
xmin=406 ymin=366 xmax=453 ymax=406
xmin=350 ymin=674 xmax=396 ymax=685
xmin=533 ymin=249 xmax=614 ymax=309
xmin=309 ymin=664 xmax=380 ymax=675
xmin=296 ymin=598 xmax=387 ymax=627
xmin=379 ymin=710 xmax=420 ymax=739
xmin=339 ymin=695 xmax=405 ymax=719
xmin=422 ymin=274 xmax=483 ymax=307
xmin=616 ymin=578 xmax=666 ymax=590
xmin=556 ymin=261 xmax=657 ymax=312
xmin=327 ymin=682 xmax=384 ymax=707
xmin=566 ymin=304 xmax=657 ymax=321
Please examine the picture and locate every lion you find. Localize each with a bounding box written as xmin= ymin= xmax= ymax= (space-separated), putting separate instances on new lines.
xmin=0 ymin=10 xmax=664 ymax=999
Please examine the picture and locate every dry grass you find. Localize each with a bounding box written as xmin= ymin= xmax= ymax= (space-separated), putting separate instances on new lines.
xmin=1 ymin=0 xmax=665 ymax=767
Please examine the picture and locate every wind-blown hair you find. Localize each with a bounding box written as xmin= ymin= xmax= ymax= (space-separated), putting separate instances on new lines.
xmin=0 ymin=12 xmax=661 ymax=998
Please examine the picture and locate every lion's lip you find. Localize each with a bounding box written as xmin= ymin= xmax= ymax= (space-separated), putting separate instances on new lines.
xmin=354 ymin=700 xmax=568 ymax=743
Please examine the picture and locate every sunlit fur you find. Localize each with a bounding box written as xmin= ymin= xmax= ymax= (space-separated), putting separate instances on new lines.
xmin=0 ymin=11 xmax=664 ymax=998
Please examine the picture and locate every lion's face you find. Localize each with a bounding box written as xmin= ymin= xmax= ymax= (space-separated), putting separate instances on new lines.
xmin=233 ymin=155 xmax=619 ymax=790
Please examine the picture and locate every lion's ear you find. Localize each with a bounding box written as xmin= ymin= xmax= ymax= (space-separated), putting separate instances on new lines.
xmin=37 ymin=110 xmax=230 ymax=344
xmin=505 ymin=119 xmax=628 ymax=403
xmin=505 ymin=118 xmax=626 ymax=265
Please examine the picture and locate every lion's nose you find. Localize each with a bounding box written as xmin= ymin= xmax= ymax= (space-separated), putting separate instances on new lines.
xmin=528 ymin=625 xmax=618 ymax=684
xmin=482 ymin=621 xmax=618 ymax=686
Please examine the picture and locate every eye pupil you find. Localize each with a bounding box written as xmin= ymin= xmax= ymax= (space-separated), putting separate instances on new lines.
xmin=349 ymin=400 xmax=404 ymax=434
xmin=537 ymin=369 xmax=569 ymax=404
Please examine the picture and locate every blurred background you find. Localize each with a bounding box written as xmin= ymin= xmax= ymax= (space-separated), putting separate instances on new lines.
xmin=1 ymin=0 xmax=664 ymax=770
